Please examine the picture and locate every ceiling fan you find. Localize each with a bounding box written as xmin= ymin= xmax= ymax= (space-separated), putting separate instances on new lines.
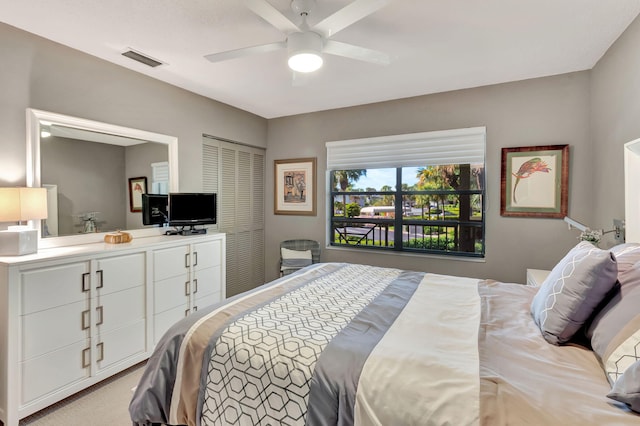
xmin=204 ymin=0 xmax=391 ymax=74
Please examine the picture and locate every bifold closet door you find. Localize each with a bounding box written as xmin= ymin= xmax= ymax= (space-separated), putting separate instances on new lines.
xmin=203 ymin=137 xmax=265 ymax=297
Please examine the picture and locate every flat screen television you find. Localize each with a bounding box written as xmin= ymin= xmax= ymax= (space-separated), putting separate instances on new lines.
xmin=141 ymin=194 xmax=168 ymax=226
xmin=168 ymin=192 xmax=217 ymax=228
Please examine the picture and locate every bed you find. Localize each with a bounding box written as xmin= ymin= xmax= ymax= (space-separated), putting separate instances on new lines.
xmin=130 ymin=243 xmax=640 ymax=426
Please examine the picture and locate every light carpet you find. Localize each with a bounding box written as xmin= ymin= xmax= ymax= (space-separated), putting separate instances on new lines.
xmin=15 ymin=362 xmax=145 ymax=426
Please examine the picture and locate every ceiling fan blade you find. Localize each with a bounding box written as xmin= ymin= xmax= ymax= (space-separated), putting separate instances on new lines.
xmin=313 ymin=0 xmax=389 ymax=37
xmin=204 ymin=41 xmax=286 ymax=63
xmin=323 ymin=40 xmax=390 ymax=66
xmin=243 ymin=0 xmax=300 ymax=34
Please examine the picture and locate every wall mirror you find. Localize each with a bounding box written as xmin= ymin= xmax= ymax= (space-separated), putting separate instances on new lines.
xmin=26 ymin=108 xmax=178 ymax=248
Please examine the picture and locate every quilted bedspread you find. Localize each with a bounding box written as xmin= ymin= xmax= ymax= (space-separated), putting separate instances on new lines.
xmin=130 ymin=263 xmax=480 ymax=425
xmin=130 ymin=262 xmax=640 ymax=426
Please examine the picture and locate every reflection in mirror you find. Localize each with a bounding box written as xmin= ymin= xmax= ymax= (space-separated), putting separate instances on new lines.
xmin=26 ymin=109 xmax=178 ymax=246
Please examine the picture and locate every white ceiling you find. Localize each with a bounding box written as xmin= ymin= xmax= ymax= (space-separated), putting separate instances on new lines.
xmin=3 ymin=1 xmax=640 ymax=119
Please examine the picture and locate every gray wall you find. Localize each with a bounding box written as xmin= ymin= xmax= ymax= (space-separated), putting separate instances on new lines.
xmin=591 ymin=14 xmax=640 ymax=233
xmin=41 ymin=137 xmax=126 ymax=234
xmin=266 ymin=73 xmax=593 ymax=284
xmin=3 ymin=14 xmax=640 ymax=287
xmin=0 ymin=22 xmax=267 ymax=194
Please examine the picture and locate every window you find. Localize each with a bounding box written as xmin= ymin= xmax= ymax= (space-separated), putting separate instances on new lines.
xmin=326 ymin=128 xmax=485 ymax=258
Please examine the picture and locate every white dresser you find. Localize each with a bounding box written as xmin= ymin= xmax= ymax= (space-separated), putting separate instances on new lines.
xmin=0 ymin=233 xmax=226 ymax=426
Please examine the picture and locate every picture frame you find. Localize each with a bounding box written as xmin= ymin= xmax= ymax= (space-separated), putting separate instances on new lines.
xmin=500 ymin=144 xmax=569 ymax=218
xmin=128 ymin=176 xmax=147 ymax=213
xmin=274 ymin=157 xmax=317 ymax=216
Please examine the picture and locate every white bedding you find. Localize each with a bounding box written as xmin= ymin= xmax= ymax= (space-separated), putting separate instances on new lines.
xmin=355 ymin=273 xmax=481 ymax=426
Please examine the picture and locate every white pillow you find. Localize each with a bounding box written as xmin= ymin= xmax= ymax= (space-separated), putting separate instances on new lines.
xmin=281 ymin=247 xmax=312 ymax=260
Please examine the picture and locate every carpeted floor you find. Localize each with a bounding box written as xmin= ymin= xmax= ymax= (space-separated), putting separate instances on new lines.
xmin=14 ymin=362 xmax=145 ymax=426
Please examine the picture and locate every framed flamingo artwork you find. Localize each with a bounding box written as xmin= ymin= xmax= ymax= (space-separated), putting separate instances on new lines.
xmin=128 ymin=176 xmax=147 ymax=213
xmin=500 ymin=145 xmax=569 ymax=218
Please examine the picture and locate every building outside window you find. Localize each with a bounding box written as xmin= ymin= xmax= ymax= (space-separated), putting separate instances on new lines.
xmin=326 ymin=127 xmax=485 ymax=258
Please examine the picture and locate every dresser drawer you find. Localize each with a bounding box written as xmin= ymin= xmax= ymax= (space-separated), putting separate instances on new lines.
xmin=153 ymin=245 xmax=189 ymax=281
xmin=96 ymin=253 xmax=145 ymax=295
xmin=193 ymin=291 xmax=221 ymax=313
xmin=21 ymin=300 xmax=89 ymax=361
xmin=154 ymin=275 xmax=190 ymax=314
xmin=192 ymin=265 xmax=222 ymax=299
xmin=21 ymin=262 xmax=90 ymax=315
xmin=20 ymin=340 xmax=90 ymax=406
xmin=154 ymin=305 xmax=189 ymax=344
xmin=95 ymin=319 xmax=146 ymax=373
xmin=192 ymin=240 xmax=222 ymax=270
xmin=96 ymin=285 xmax=145 ymax=334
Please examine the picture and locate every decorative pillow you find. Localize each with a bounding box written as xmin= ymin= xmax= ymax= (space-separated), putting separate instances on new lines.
xmin=530 ymin=241 xmax=618 ymax=345
xmin=586 ymin=260 xmax=640 ymax=384
xmin=608 ymin=359 xmax=640 ymax=412
xmin=280 ymin=248 xmax=313 ymax=273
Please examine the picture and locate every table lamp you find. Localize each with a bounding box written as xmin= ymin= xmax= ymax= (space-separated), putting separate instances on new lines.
xmin=0 ymin=187 xmax=48 ymax=256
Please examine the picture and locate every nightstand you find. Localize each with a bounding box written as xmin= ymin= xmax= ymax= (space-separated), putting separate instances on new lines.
xmin=526 ymin=269 xmax=551 ymax=287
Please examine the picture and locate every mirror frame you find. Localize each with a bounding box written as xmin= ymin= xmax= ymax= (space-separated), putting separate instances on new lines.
xmin=26 ymin=108 xmax=179 ymax=248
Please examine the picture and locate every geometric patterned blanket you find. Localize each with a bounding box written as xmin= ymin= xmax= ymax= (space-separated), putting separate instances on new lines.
xmin=129 ymin=263 xmax=481 ymax=426
xmin=201 ymin=264 xmax=402 ymax=425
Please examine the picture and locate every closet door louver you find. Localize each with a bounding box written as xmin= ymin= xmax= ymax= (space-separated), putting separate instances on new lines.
xmin=203 ymin=136 xmax=265 ymax=297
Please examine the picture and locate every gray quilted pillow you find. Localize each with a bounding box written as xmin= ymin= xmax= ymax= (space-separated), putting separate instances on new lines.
xmin=531 ymin=241 xmax=618 ymax=345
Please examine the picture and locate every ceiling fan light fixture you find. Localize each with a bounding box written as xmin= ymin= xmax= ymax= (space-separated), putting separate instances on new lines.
xmin=287 ymin=31 xmax=323 ymax=73
xmin=288 ymin=52 xmax=323 ymax=73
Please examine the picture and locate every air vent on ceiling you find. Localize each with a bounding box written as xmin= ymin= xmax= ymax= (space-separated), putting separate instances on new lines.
xmin=121 ymin=49 xmax=164 ymax=68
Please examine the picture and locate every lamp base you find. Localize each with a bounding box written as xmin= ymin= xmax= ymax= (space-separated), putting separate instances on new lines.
xmin=0 ymin=229 xmax=38 ymax=256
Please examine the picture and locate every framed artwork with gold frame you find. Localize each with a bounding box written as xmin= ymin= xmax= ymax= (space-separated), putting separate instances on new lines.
xmin=500 ymin=145 xmax=569 ymax=218
xmin=274 ymin=158 xmax=316 ymax=216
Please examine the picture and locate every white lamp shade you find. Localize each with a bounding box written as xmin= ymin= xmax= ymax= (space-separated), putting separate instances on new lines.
xmin=0 ymin=187 xmax=48 ymax=222
xmin=288 ymin=31 xmax=323 ymax=73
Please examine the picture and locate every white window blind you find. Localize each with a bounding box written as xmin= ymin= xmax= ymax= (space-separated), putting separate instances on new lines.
xmin=326 ymin=127 xmax=485 ymax=170
xmin=151 ymin=161 xmax=169 ymax=194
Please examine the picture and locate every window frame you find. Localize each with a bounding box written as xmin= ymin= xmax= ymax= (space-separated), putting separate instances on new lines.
xmin=326 ymin=128 xmax=486 ymax=258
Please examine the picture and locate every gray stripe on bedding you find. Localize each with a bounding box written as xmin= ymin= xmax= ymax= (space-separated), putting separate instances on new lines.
xmin=305 ymin=270 xmax=424 ymax=426
xmin=199 ymin=264 xmax=402 ymax=426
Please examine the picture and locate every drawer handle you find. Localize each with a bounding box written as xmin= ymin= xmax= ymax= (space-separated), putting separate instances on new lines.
xmin=185 ymin=253 xmax=190 ymax=269
xmin=185 ymin=309 xmax=190 ymax=317
xmin=81 ymin=310 xmax=90 ymax=330
xmin=96 ymin=270 xmax=104 ymax=289
xmin=193 ymin=305 xmax=198 ymax=312
xmin=185 ymin=281 xmax=190 ymax=296
xmin=96 ymin=306 xmax=104 ymax=326
xmin=193 ymin=252 xmax=198 ymax=267
xmin=81 ymin=272 xmax=90 ymax=292
xmin=193 ymin=279 xmax=198 ymax=294
xmin=97 ymin=342 xmax=104 ymax=362
xmin=82 ymin=347 xmax=90 ymax=368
